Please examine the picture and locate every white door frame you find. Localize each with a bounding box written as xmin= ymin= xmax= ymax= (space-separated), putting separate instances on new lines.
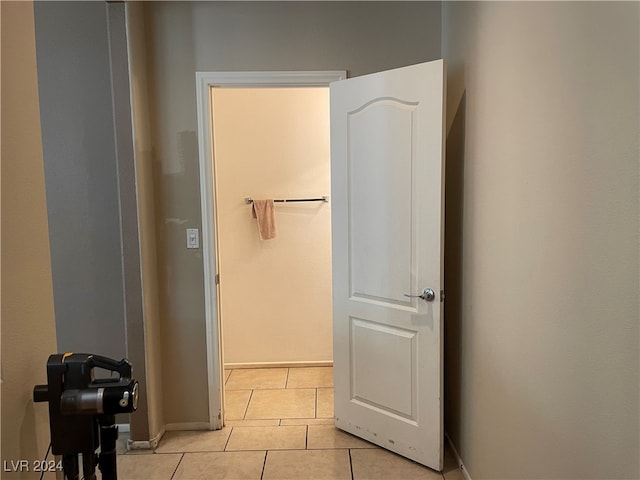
xmin=195 ymin=70 xmax=346 ymax=428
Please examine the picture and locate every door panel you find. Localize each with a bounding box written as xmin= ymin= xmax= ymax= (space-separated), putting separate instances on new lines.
xmin=348 ymin=99 xmax=417 ymax=307
xmin=330 ymin=60 xmax=445 ymax=471
xmin=350 ymin=318 xmax=417 ymax=420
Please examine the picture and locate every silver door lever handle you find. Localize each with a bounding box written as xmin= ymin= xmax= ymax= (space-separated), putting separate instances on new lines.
xmin=403 ymin=288 xmax=435 ymax=302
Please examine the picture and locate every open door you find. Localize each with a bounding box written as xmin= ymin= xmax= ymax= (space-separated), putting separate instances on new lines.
xmin=330 ymin=60 xmax=445 ymax=470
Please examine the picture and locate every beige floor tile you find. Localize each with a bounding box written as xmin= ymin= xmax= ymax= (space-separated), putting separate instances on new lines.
xmin=155 ymin=429 xmax=231 ymax=453
xmin=116 ymin=453 xmax=182 ymax=480
xmin=173 ymin=451 xmax=265 ymax=480
xmin=351 ymin=449 xmax=443 ymax=479
xmin=224 ymin=369 xmax=232 ymax=383
xmin=286 ymin=367 xmax=334 ymax=388
xmin=443 ymin=467 xmax=465 ymax=480
xmin=224 ymin=389 xmax=252 ymax=420
xmin=226 ymin=425 xmax=306 ymax=451
xmin=307 ymin=425 xmax=377 ymax=449
xmin=37 ymin=471 xmax=59 ymax=480
xmin=225 ymin=368 xmax=288 ymax=389
xmin=123 ymin=448 xmax=156 ymax=455
xmin=245 ymin=388 xmax=316 ymax=419
xmin=280 ymin=418 xmax=334 ymax=426
xmin=316 ymin=388 xmax=334 ymax=418
xmin=263 ymin=449 xmax=351 ymax=480
xmin=225 ymin=418 xmax=280 ymax=427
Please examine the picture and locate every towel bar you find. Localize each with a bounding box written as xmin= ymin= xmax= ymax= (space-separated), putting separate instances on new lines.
xmin=244 ymin=196 xmax=329 ymax=204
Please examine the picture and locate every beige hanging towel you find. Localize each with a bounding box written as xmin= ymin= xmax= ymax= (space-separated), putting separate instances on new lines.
xmin=251 ymin=199 xmax=277 ymax=240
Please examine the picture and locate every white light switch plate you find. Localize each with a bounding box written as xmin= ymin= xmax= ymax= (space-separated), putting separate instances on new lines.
xmin=186 ymin=228 xmax=199 ymax=249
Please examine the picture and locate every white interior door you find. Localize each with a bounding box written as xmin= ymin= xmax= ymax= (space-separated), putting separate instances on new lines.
xmin=330 ymin=60 xmax=445 ymax=470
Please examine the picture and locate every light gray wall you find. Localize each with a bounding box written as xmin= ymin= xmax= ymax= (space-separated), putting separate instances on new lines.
xmin=33 ymin=1 xmax=126 ymax=361
xmin=142 ymin=0 xmax=442 ymax=424
xmin=33 ymin=1 xmax=158 ymax=436
xmin=442 ymin=2 xmax=639 ymax=479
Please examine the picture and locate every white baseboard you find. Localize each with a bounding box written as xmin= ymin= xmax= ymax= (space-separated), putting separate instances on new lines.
xmin=127 ymin=426 xmax=166 ymax=451
xmin=149 ymin=426 xmax=166 ymax=449
xmin=445 ymin=432 xmax=472 ymax=480
xmin=225 ymin=361 xmax=333 ymax=369
xmin=127 ymin=422 xmax=211 ymax=451
xmin=128 ymin=439 xmax=152 ymax=450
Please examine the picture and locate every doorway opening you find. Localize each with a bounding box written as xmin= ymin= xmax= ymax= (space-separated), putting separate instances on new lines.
xmin=212 ymin=86 xmax=333 ymax=424
xmin=195 ymin=71 xmax=346 ymax=429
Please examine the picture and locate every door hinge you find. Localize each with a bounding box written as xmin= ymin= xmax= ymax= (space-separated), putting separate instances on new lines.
xmin=440 ymin=290 xmax=445 ymax=302
xmin=215 ymin=274 xmax=220 ymax=285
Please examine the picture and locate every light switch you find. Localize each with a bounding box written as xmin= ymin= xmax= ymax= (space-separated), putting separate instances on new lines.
xmin=186 ymin=228 xmax=199 ymax=249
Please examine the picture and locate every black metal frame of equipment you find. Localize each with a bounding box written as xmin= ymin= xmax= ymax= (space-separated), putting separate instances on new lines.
xmin=34 ymin=353 xmax=139 ymax=480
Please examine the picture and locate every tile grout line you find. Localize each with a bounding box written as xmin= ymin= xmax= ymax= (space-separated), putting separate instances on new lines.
xmin=285 ymin=367 xmax=290 ymax=388
xmin=348 ymin=448 xmax=355 ymax=480
xmin=243 ymin=389 xmax=254 ymax=419
xmin=223 ymin=426 xmax=234 ymax=452
xmin=260 ymin=450 xmax=268 ymax=480
xmin=169 ymin=452 xmax=185 ymax=480
xmin=227 ymin=386 xmax=318 ymax=391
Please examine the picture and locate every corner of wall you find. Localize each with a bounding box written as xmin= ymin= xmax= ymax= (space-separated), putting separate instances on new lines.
xmin=124 ymin=0 xmax=166 ymax=442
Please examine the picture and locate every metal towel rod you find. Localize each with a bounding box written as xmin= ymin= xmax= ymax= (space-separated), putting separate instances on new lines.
xmin=245 ymin=196 xmax=329 ymax=204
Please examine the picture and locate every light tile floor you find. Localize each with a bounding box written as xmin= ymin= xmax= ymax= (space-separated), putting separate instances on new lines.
xmin=115 ymin=367 xmax=464 ymax=480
